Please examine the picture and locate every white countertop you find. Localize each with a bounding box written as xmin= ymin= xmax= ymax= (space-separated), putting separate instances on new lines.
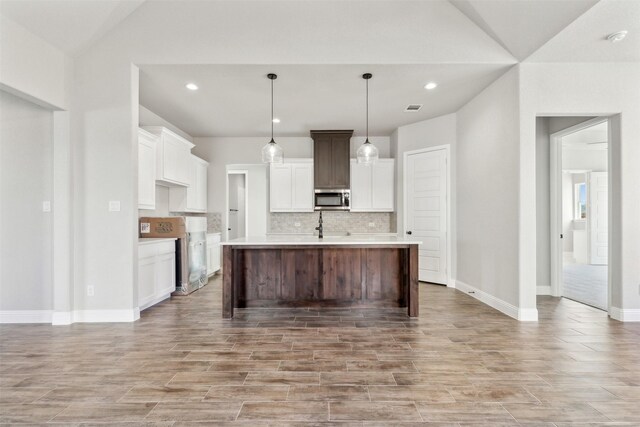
xmin=138 ymin=237 xmax=177 ymax=245
xmin=222 ymin=235 xmax=421 ymax=246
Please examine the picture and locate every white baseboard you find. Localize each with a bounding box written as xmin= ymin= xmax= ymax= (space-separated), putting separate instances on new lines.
xmin=72 ymin=309 xmax=140 ymax=323
xmin=2 ymin=308 xmax=140 ymax=324
xmin=0 ymin=310 xmax=53 ymax=324
xmin=610 ymin=307 xmax=640 ymax=322
xmin=52 ymin=311 xmax=72 ymax=325
xmin=447 ymin=278 xmax=456 ymax=288
xmin=537 ymin=285 xmax=551 ymax=295
xmin=139 ymin=293 xmax=171 ymax=311
xmin=455 ymin=280 xmax=538 ymax=322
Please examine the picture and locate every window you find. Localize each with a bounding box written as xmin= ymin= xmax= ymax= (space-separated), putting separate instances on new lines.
xmin=574 ymin=183 xmax=587 ymax=220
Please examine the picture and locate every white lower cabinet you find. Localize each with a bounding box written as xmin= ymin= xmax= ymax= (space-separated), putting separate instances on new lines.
xmin=207 ymin=233 xmax=221 ymax=276
xmin=138 ymin=239 xmax=176 ymax=311
xmin=350 ymin=159 xmax=395 ymax=212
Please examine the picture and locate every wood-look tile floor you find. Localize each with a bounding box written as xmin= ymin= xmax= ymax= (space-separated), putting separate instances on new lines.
xmin=1 ymin=277 xmax=640 ymax=426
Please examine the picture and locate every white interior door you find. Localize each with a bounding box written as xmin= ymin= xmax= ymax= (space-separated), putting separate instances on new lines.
xmin=589 ymin=172 xmax=608 ymax=265
xmin=406 ymin=149 xmax=448 ymax=284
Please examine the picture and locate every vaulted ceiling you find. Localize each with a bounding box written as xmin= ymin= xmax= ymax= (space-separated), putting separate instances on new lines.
xmin=2 ymin=0 xmax=637 ymax=137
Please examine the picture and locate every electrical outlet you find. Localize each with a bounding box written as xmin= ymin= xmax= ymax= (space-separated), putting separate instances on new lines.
xmin=42 ymin=201 xmax=51 ymax=212
xmin=108 ymin=201 xmax=121 ymax=212
xmin=368 ymin=222 xmax=375 ymax=228
xmin=294 ymin=222 xmax=301 ymax=227
xmin=87 ymin=286 xmax=94 ymax=297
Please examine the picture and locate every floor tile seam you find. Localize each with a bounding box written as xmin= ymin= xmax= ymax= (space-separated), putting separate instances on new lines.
xmin=115 ymin=384 xmax=139 ymax=404
xmin=497 ymin=402 xmax=523 ymax=424
xmin=585 ymin=401 xmax=618 ymax=422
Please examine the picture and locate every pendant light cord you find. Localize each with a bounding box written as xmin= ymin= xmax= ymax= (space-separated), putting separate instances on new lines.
xmin=366 ymin=77 xmax=369 ymax=142
xmin=271 ymin=77 xmax=274 ymax=142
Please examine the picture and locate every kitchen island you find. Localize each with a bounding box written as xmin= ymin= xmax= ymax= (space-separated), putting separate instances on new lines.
xmin=221 ymin=235 xmax=421 ymax=318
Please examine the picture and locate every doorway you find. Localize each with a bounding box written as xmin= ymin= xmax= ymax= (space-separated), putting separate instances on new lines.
xmin=226 ymin=171 xmax=248 ymax=241
xmin=403 ymin=146 xmax=450 ymax=285
xmin=550 ymin=118 xmax=609 ymax=311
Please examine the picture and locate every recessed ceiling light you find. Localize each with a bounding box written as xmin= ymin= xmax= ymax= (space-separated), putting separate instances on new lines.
xmin=185 ymin=83 xmax=199 ymax=90
xmin=272 ymin=118 xmax=280 ymax=123
xmin=607 ymin=30 xmax=628 ymax=42
xmin=424 ymin=82 xmax=438 ymax=90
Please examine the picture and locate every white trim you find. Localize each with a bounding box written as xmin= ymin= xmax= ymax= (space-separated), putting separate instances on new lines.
xmin=403 ymin=145 xmax=453 ymax=287
xmin=456 ymin=280 xmax=538 ymax=321
xmin=0 ymin=310 xmax=53 ymax=323
xmin=139 ymin=293 xmax=171 ymax=311
xmin=72 ymin=309 xmax=140 ymax=323
xmin=225 ymin=168 xmax=249 ymax=242
xmin=610 ymin=307 xmax=640 ymax=322
xmin=52 ymin=311 xmax=72 ymax=325
xmin=537 ymin=285 xmax=552 ymax=295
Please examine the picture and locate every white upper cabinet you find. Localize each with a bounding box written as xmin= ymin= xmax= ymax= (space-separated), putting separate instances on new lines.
xmin=270 ymin=159 xmax=314 ymax=212
xmin=371 ymin=160 xmax=395 ymax=210
xmin=142 ymin=126 xmax=194 ymax=187
xmin=169 ymin=155 xmax=209 ymax=213
xmin=138 ymin=128 xmax=158 ymax=209
xmin=350 ymin=159 xmax=395 ymax=212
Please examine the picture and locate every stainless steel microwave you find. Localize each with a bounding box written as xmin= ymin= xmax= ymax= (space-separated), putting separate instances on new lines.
xmin=314 ymin=189 xmax=350 ymax=211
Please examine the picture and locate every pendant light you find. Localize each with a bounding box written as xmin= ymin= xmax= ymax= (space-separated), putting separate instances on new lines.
xmin=261 ymin=73 xmax=284 ymax=163
xmin=356 ymin=73 xmax=379 ymax=165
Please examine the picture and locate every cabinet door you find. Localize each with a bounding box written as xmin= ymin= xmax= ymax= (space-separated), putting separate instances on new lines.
xmin=331 ymin=136 xmax=351 ymax=189
xmin=313 ymin=135 xmax=333 ymax=188
xmin=156 ymin=252 xmax=176 ymax=296
xmin=206 ymin=242 xmax=214 ymax=276
xmin=211 ymin=243 xmax=221 ymax=273
xmin=291 ymin=163 xmax=313 ymax=212
xmin=350 ymin=160 xmax=372 ymax=211
xmin=138 ymin=137 xmax=156 ymax=209
xmin=138 ymin=256 xmax=156 ymax=308
xmin=270 ymin=164 xmax=292 ymax=211
xmin=161 ymin=135 xmax=185 ymax=184
xmin=185 ymin=158 xmax=199 ymax=211
xmin=372 ymin=160 xmax=395 ymax=211
xmin=197 ymin=162 xmax=208 ymax=211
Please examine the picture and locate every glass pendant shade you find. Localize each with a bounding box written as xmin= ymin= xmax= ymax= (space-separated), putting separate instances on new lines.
xmin=358 ymin=73 xmax=378 ymax=165
xmin=262 ymin=139 xmax=283 ymax=163
xmin=356 ymin=139 xmax=379 ymax=165
xmin=262 ymin=73 xmax=283 ymax=163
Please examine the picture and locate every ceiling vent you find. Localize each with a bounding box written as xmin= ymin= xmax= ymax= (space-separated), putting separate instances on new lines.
xmin=405 ymin=104 xmax=422 ymax=112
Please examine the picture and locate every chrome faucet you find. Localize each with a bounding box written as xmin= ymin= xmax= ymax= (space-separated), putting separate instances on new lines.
xmin=315 ymin=211 xmax=323 ymax=239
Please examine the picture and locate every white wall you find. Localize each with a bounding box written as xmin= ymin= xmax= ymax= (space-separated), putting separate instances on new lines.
xmin=139 ymin=105 xmax=193 ymax=142
xmin=0 ymin=91 xmax=53 ymax=314
xmin=0 ymin=16 xmax=70 ymax=110
xmin=520 ymin=62 xmax=640 ymax=320
xmin=562 ymin=148 xmax=608 ymax=171
xmin=456 ymin=67 xmax=521 ymax=309
xmin=561 ymin=172 xmax=575 ymax=253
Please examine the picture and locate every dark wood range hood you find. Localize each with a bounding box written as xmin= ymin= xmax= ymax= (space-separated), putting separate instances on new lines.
xmin=311 ymin=130 xmax=353 ymax=190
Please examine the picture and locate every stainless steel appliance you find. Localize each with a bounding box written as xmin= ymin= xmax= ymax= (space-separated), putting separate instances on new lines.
xmin=314 ymin=189 xmax=350 ymax=211
xmin=174 ymin=216 xmax=208 ymax=295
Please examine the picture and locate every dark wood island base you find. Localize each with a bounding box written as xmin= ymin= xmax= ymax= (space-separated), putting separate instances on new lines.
xmin=222 ymin=244 xmax=419 ymax=318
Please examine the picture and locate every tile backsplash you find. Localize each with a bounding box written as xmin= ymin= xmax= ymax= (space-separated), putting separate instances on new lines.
xmin=270 ymin=212 xmax=396 ymax=234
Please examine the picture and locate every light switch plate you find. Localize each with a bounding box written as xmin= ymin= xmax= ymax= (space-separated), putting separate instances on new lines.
xmin=108 ymin=201 xmax=121 ymax=212
xmin=294 ymin=222 xmax=301 ymax=227
xmin=368 ymin=222 xmax=375 ymax=228
xmin=42 ymin=201 xmax=51 ymax=212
